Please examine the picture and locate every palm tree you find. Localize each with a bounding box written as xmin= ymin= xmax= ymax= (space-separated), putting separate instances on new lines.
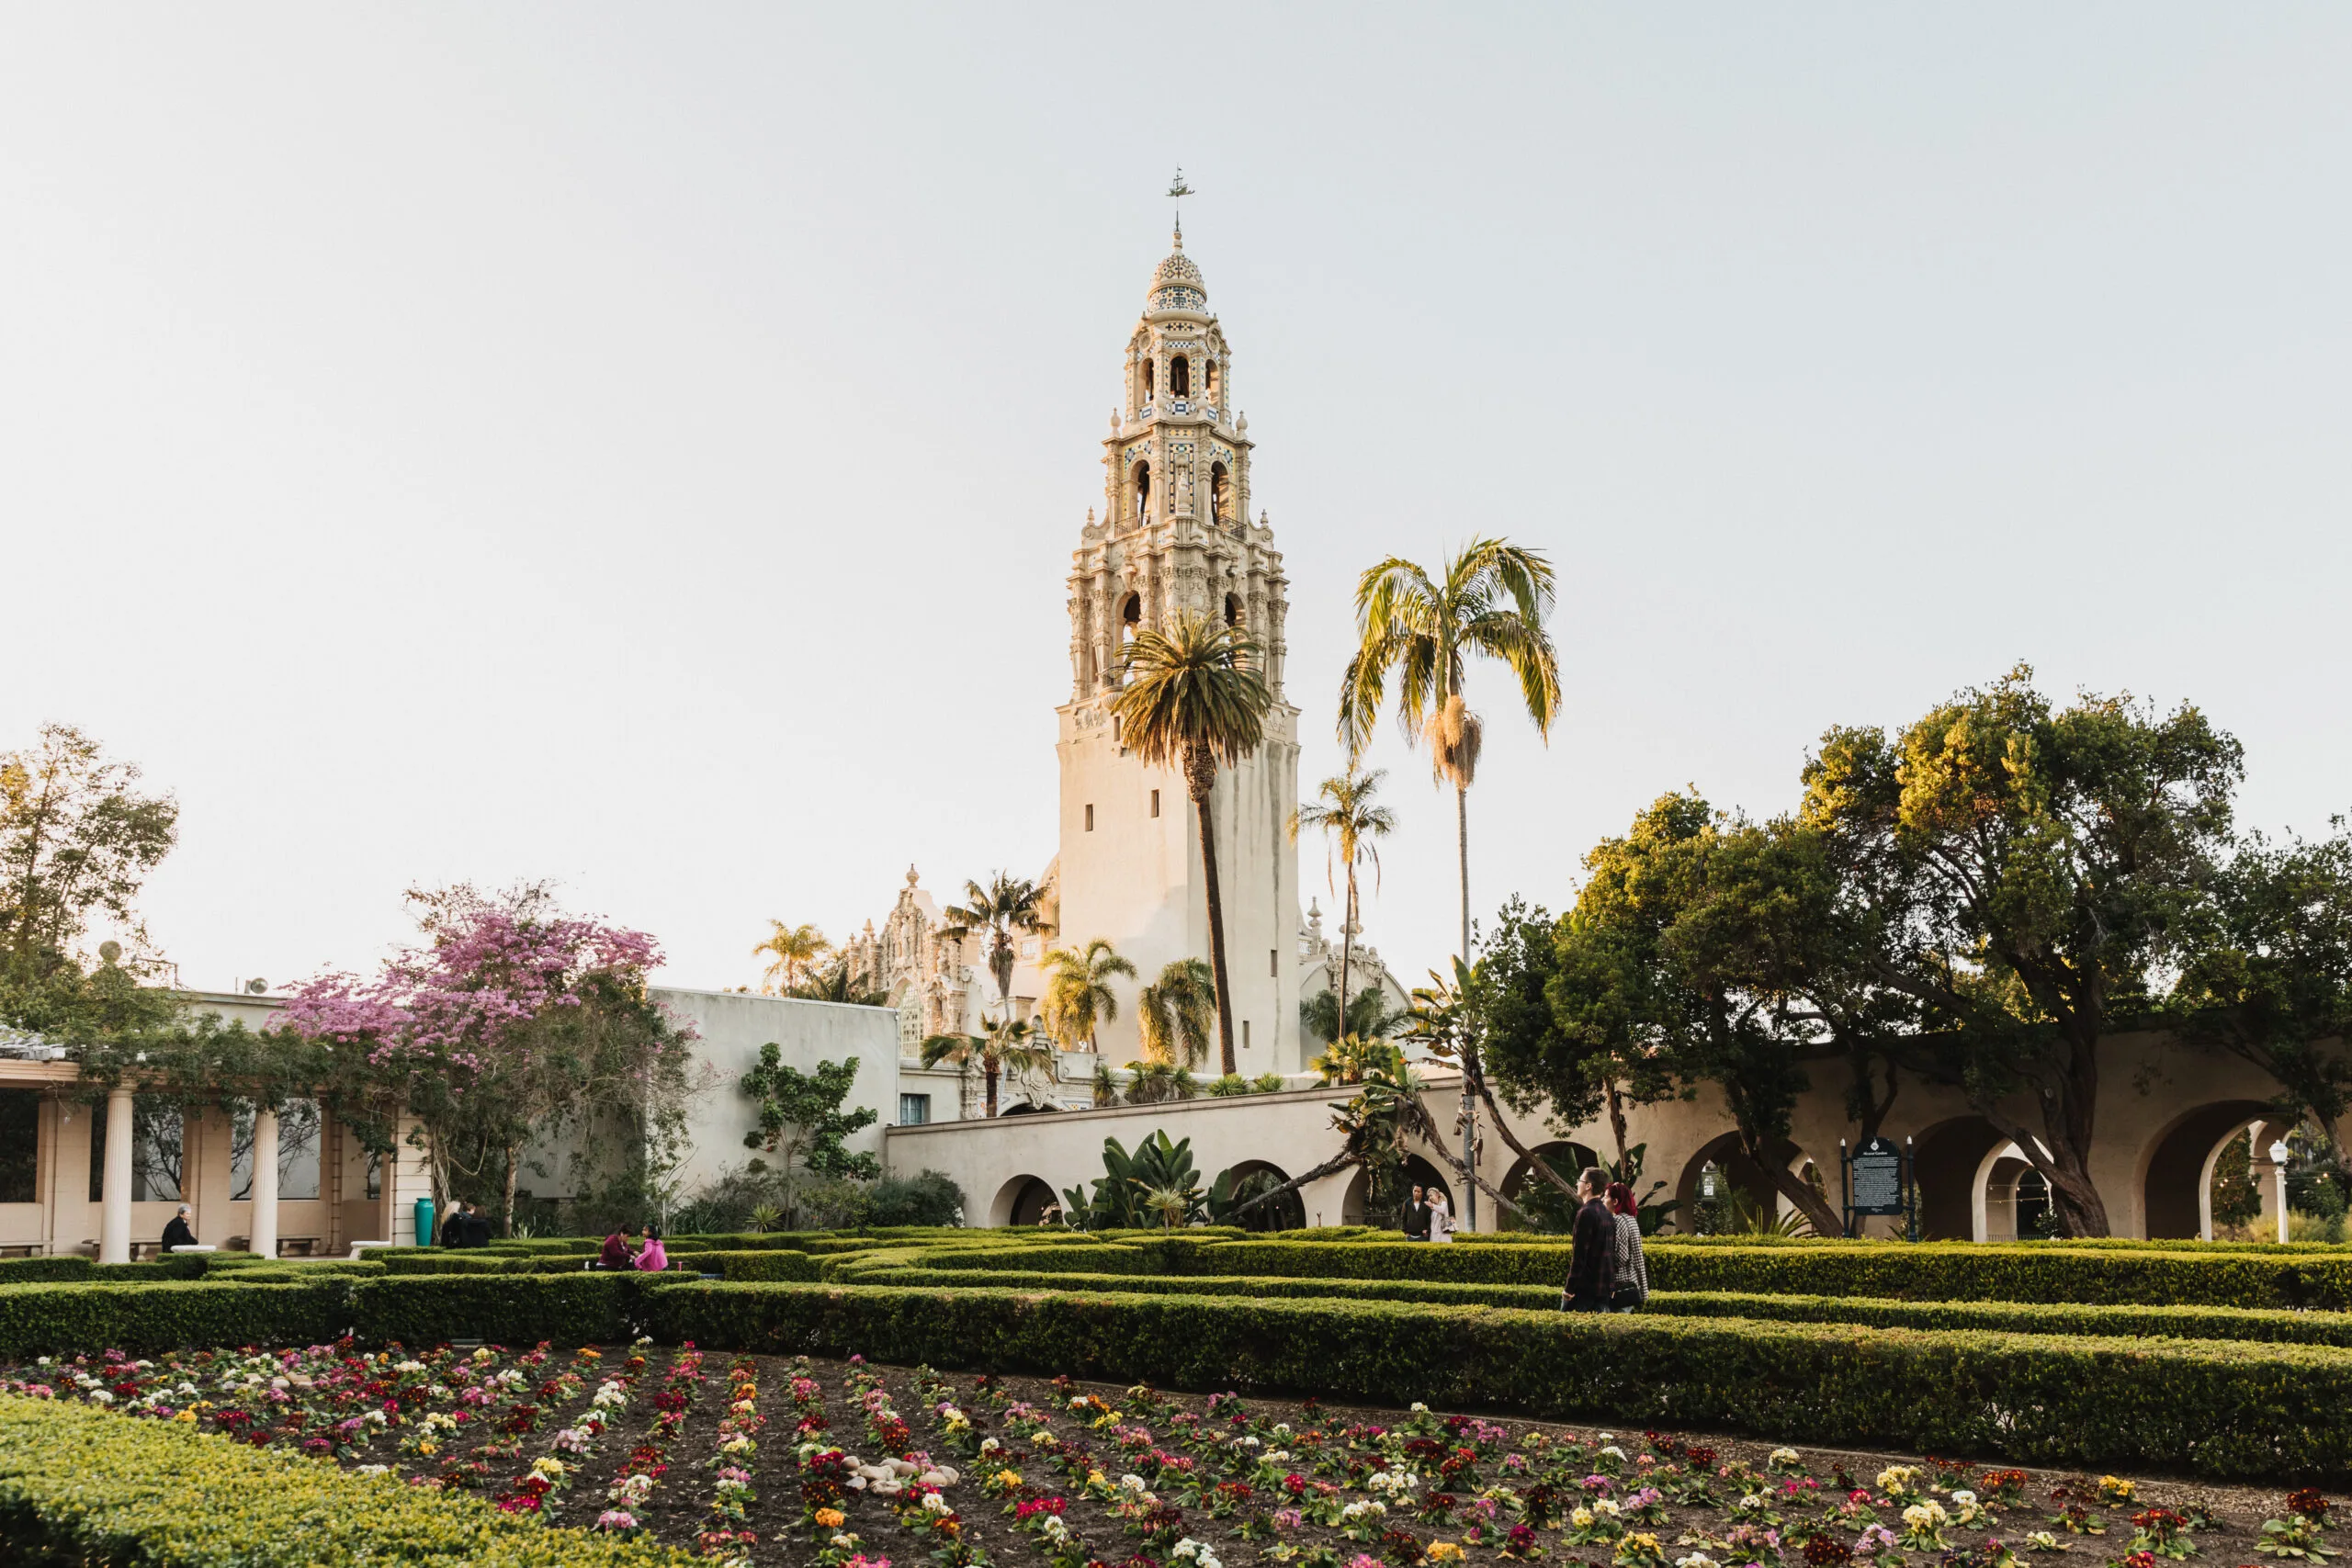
xmin=752 ymin=920 xmax=831 ymax=994
xmin=1040 ymin=938 xmax=1136 ymax=1052
xmin=1114 ymin=612 xmax=1272 ymax=1075
xmin=940 ymin=872 xmax=1044 ymax=1017
xmin=1338 ymin=536 xmax=1562 ymax=1232
xmin=1337 ymin=537 xmax=1562 ymax=967
xmin=920 ymin=1017 xmax=1056 ymax=1118
xmin=786 ymin=957 xmax=890 ymax=1008
xmin=1136 ymin=956 xmax=1216 ymax=1069
xmin=1290 ymin=767 xmax=1396 ymax=1035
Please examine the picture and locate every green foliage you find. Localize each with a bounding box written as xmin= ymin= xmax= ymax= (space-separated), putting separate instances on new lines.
xmin=0 ymin=724 xmax=180 ymax=1044
xmin=1300 ymin=986 xmax=1408 ymax=1048
xmin=0 ymin=1396 xmax=696 ymax=1567
xmin=866 ymin=1168 xmax=967 ymax=1227
xmin=737 ymin=1045 xmax=879 ymax=1179
xmin=1060 ymin=1132 xmax=1207 ymax=1230
xmin=1137 ymin=956 xmax=1216 ymax=1070
xmin=657 ymin=1278 xmax=2352 ymax=1482
xmin=1204 ymin=1071 xmax=1252 ymax=1097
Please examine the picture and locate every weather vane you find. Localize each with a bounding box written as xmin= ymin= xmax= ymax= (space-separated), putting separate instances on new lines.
xmin=1167 ymin=167 xmax=1195 ymax=238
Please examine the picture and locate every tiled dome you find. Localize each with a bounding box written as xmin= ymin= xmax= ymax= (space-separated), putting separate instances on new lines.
xmin=1148 ymin=223 xmax=1206 ymax=310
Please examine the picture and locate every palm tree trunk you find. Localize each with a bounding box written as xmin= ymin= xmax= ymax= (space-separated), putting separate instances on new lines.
xmin=1338 ymin=865 xmax=1355 ymax=1040
xmin=1188 ymin=746 xmax=1239 ymax=1077
xmin=985 ymin=1061 xmax=1000 ymax=1119
xmin=1456 ymin=781 xmax=1476 ymax=1230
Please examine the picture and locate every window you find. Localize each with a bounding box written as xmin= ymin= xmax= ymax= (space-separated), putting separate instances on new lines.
xmin=1121 ymin=592 xmax=1142 ymax=639
xmin=1243 ymin=1021 xmax=1251 ymax=1051
xmin=1085 ymin=804 xmax=1095 ymax=831
xmin=1205 ymin=359 xmax=1219 ymax=399
xmin=1170 ymin=355 xmax=1191 ymax=397
xmin=1132 ymin=462 xmax=1151 ymax=521
xmin=1211 ymin=462 xmax=1229 ymax=520
xmin=899 ymin=1093 xmax=932 ymax=1126
xmin=1270 ymin=948 xmax=1279 ymax=977
xmin=1225 ymin=592 xmax=1242 ymax=627
xmin=231 ymin=1099 xmax=322 ymax=1201
xmin=0 ymin=1089 xmax=36 ymax=1203
xmin=89 ymin=1097 xmax=185 ymax=1204
xmin=1149 ymin=789 xmax=1159 ymax=818
xmin=365 ymin=1150 xmax=382 ymax=1201
xmin=1142 ymin=358 xmax=1154 ymax=402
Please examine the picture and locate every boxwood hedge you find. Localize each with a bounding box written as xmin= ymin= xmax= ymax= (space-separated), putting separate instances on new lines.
xmin=654 ymin=1279 xmax=2352 ymax=1482
xmin=843 ymin=1264 xmax=2352 ymax=1345
xmin=0 ymin=1397 xmax=695 ymax=1567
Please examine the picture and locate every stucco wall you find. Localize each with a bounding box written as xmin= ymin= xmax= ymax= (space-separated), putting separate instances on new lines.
xmin=653 ymin=988 xmax=900 ymax=1195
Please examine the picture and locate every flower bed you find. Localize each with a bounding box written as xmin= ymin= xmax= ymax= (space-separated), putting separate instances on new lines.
xmin=3 ymin=1348 xmax=2336 ymax=1567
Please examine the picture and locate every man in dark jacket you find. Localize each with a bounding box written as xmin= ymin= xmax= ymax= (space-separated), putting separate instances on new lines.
xmin=461 ymin=1203 xmax=494 ymax=1247
xmin=440 ymin=1204 xmax=471 ymax=1247
xmin=1562 ymin=1168 xmax=1616 ymax=1311
xmin=1403 ymin=1185 xmax=1430 ymax=1241
xmin=160 ymin=1205 xmax=198 ymax=1252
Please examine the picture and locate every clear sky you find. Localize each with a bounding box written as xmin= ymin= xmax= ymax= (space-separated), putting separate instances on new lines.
xmin=5 ymin=6 xmax=2347 ymax=998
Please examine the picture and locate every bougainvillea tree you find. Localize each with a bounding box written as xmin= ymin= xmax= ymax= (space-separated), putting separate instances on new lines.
xmin=282 ymin=882 xmax=699 ymax=1235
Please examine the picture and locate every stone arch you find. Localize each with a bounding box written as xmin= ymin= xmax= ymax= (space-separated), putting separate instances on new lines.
xmin=1131 ymin=461 xmax=1151 ymax=522
xmin=1170 ymin=355 xmax=1191 ymax=398
xmin=1223 ymin=592 xmax=1241 ymax=627
xmin=1498 ymin=1139 xmax=1598 ymax=1229
xmin=988 ymin=1174 xmax=1058 ymax=1228
xmin=1910 ymin=1115 xmax=2010 ymax=1241
xmin=1141 ymin=356 xmax=1154 ymax=404
xmin=1211 ymin=463 xmax=1231 ymax=522
xmin=1674 ymin=1132 xmax=1785 ymax=1234
xmin=2138 ymin=1100 xmax=2287 ymax=1240
xmin=1216 ymin=1158 xmax=1305 ymax=1232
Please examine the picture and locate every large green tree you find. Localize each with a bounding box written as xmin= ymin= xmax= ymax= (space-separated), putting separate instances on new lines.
xmin=1114 ymin=613 xmax=1272 ymax=1075
xmin=0 ymin=723 xmax=179 ymax=1041
xmin=942 ymin=873 xmax=1044 ymax=1018
xmin=1801 ymin=665 xmax=2243 ymax=1236
xmin=739 ymin=1047 xmax=881 ymax=1180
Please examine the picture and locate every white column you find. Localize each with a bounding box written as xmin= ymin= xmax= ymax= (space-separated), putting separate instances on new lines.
xmin=98 ymin=1087 xmax=133 ymax=1264
xmin=2272 ymin=1138 xmax=2293 ymax=1244
xmin=249 ymin=1106 xmax=280 ymax=1259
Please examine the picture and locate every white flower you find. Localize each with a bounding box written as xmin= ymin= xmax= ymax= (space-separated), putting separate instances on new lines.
xmin=355 ymin=1463 xmax=390 ymax=1476
xmin=1121 ymin=1474 xmax=1149 ymax=1495
xmin=1769 ymin=1448 xmax=1802 ymax=1468
xmin=1678 ymin=1555 xmax=1722 ymax=1568
xmin=1741 ymin=1495 xmax=1768 ymax=1511
xmin=1572 ymin=1508 xmax=1597 ymax=1529
xmin=1412 ymin=1403 xmax=1430 ymax=1413
xmin=1042 ymin=1516 xmax=1072 ymax=1544
xmin=1951 ymin=1491 xmax=1979 ymax=1508
xmin=980 ymin=1437 xmax=1002 ymax=1455
xmin=1602 ymin=1445 xmax=1628 ymax=1461
xmin=922 ymin=1492 xmax=952 ymax=1515
xmin=1592 ymin=1497 xmax=1622 ymax=1518
xmin=395 ymin=1360 xmax=424 ymax=1374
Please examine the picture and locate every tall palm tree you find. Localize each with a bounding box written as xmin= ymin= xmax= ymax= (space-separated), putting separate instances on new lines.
xmin=920 ymin=1016 xmax=1056 ymax=1118
xmin=1136 ymin=956 xmax=1216 ymax=1069
xmin=1039 ymin=938 xmax=1136 ymax=1052
xmin=1114 ymin=612 xmax=1272 ymax=1075
xmin=940 ymin=872 xmax=1044 ymax=1018
xmin=1290 ymin=767 xmax=1397 ymax=1036
xmin=752 ymin=920 xmax=831 ymax=994
xmin=1337 ymin=537 xmax=1562 ymax=968
xmin=1338 ymin=536 xmax=1562 ymax=1231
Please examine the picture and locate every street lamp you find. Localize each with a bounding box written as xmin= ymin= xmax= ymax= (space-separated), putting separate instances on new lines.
xmin=2270 ymin=1140 xmax=2292 ymax=1244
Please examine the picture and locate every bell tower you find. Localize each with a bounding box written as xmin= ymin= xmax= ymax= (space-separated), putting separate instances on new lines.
xmin=1055 ymin=224 xmax=1305 ymax=1070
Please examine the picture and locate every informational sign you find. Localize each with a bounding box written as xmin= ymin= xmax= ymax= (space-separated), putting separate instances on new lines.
xmin=1849 ymin=1136 xmax=1906 ymax=1215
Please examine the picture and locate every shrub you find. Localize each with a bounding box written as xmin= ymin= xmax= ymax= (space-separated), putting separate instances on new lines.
xmin=0 ymin=1395 xmax=696 ymax=1566
xmin=678 ymin=1249 xmax=821 ymax=1282
xmin=0 ymin=1280 xmax=349 ymax=1360
xmin=866 ymin=1168 xmax=967 ymax=1227
xmin=651 ymin=1280 xmax=2352 ymax=1481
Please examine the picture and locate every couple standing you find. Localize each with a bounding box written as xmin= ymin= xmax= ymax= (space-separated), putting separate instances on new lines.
xmin=1561 ymin=1166 xmax=1649 ymax=1312
xmin=1404 ymin=1183 xmax=1454 ymax=1242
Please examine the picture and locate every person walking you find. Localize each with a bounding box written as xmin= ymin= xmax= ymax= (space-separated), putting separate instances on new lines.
xmin=1403 ymin=1184 xmax=1430 ymax=1241
xmin=1560 ymin=1168 xmax=1617 ymax=1311
xmin=1607 ymin=1180 xmax=1649 ymax=1311
xmin=1427 ymin=1185 xmax=1455 ymax=1243
xmin=633 ymin=1223 xmax=669 ymax=1272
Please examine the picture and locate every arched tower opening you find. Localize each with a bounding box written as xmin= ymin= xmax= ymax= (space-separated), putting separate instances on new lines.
xmin=1170 ymin=355 xmax=1191 ymax=398
xmin=1121 ymin=592 xmax=1142 ymax=643
xmin=1210 ymin=462 xmax=1229 ymax=522
xmin=1141 ymin=358 xmax=1155 ymax=404
xmin=1131 ymin=461 xmax=1151 ymax=523
xmin=1223 ymin=592 xmax=1241 ymax=628
xmin=1204 ymin=359 xmax=1220 ymax=400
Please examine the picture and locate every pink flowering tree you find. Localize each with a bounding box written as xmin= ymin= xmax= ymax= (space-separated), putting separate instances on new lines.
xmin=283 ymin=882 xmax=699 ymax=1236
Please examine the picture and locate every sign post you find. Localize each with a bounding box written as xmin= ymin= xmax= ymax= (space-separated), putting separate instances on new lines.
xmin=1846 ymin=1135 xmax=1908 ymax=1239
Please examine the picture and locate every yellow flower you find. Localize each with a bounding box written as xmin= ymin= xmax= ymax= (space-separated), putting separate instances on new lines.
xmin=2098 ymin=1476 xmax=2135 ymax=1504
xmin=1430 ymin=1545 xmax=1467 ymax=1563
xmin=174 ymin=1410 xmax=198 ymax=1424
xmin=814 ymin=1508 xmax=846 ymax=1529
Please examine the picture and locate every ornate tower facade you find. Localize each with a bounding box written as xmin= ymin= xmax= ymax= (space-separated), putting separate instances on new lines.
xmin=1055 ymin=226 xmax=1306 ymax=1070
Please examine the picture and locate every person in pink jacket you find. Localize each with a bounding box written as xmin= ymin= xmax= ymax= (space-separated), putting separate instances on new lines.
xmin=633 ymin=1224 xmax=668 ymax=1272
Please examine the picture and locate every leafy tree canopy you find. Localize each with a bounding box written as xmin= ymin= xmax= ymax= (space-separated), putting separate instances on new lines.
xmin=740 ymin=1045 xmax=881 ymax=1180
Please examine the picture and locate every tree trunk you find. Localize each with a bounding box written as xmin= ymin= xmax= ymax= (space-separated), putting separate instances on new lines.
xmin=985 ymin=1061 xmax=1000 ymax=1119
xmin=1456 ymin=783 xmax=1476 ymax=1227
xmin=502 ymin=1144 xmax=520 ymax=1238
xmin=1604 ymin=1078 xmax=1629 ymax=1168
xmin=1337 ymin=865 xmax=1355 ymax=1040
xmin=1188 ymin=745 xmax=1239 ymax=1077
xmin=1746 ymin=1134 xmax=1841 ymax=1237
xmin=1227 ymin=1149 xmax=1358 ymax=1222
xmin=1465 ymin=1067 xmax=1579 ymax=1197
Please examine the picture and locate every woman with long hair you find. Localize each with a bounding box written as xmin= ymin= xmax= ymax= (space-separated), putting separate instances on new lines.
xmin=1606 ymin=1181 xmax=1648 ymax=1312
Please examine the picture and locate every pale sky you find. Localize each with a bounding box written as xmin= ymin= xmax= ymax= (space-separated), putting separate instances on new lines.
xmin=5 ymin=7 xmax=2347 ymax=998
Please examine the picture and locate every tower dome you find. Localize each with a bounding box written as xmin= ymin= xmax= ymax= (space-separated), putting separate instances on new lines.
xmin=1148 ymin=222 xmax=1206 ymax=312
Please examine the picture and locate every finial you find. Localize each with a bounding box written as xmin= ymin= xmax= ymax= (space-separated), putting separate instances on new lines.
xmin=905 ymin=864 xmax=920 ymax=886
xmin=1110 ymin=406 xmax=1122 ymax=432
xmin=1172 ymin=213 xmax=1183 ymax=250
xmin=1167 ymin=168 xmax=1194 ymax=247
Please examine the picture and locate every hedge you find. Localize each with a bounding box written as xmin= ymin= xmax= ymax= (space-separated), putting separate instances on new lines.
xmin=0 ymin=1281 xmax=351 ymax=1361
xmin=846 ymin=1265 xmax=2352 ymax=1346
xmin=0 ymin=1255 xmax=255 ymax=1287
xmin=900 ymin=1235 xmax=2352 ymax=1307
xmin=0 ymin=1397 xmax=696 ymax=1567
xmin=652 ymin=1279 xmax=2352 ymax=1482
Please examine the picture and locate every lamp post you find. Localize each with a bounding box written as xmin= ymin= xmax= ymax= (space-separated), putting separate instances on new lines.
xmin=2270 ymin=1139 xmax=2292 ymax=1244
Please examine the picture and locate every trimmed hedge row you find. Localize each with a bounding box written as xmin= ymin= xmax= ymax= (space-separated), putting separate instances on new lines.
xmin=0 ymin=1396 xmax=695 ymax=1567
xmin=902 ymin=1236 xmax=2352 ymax=1308
xmin=0 ymin=1281 xmax=351 ymax=1361
xmin=0 ymin=1255 xmax=249 ymax=1286
xmin=655 ymin=1280 xmax=2352 ymax=1482
xmin=376 ymin=1249 xmax=818 ymax=1281
xmin=847 ymin=1265 xmax=2352 ymax=1346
